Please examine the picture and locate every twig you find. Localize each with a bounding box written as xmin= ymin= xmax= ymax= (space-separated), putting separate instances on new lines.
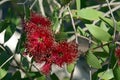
xmin=13 ymin=58 xmax=33 ymax=80
xmin=55 ymin=6 xmax=67 ymax=33
xmin=70 ymin=63 xmax=76 ymax=80
xmin=38 ymin=0 xmax=46 ymax=16
xmin=29 ymin=0 xmax=37 ymax=10
xmin=67 ymin=33 xmax=96 ymax=44
xmin=47 ymin=0 xmax=53 ymax=12
xmin=0 ymin=0 xmax=10 ymax=5
xmin=67 ymin=6 xmax=78 ymax=44
xmin=92 ymin=41 xmax=112 ymax=50
xmin=104 ymin=5 xmax=120 ymax=17
xmin=92 ymin=5 xmax=120 ymax=25
xmin=90 ymin=66 xmax=92 ymax=80
xmin=106 ymin=0 xmax=116 ymax=40
xmin=88 ymin=2 xmax=120 ymax=9
xmin=116 ymin=41 xmax=120 ymax=45
xmin=0 ymin=43 xmax=5 ymax=51
xmin=53 ymin=0 xmax=61 ymax=8
xmin=0 ymin=55 xmax=14 ymax=68
xmin=106 ymin=0 xmax=117 ymax=69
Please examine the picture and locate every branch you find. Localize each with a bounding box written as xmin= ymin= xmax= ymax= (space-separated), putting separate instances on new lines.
xmin=38 ymin=0 xmax=46 ymax=16
xmin=53 ymin=0 xmax=61 ymax=8
xmin=47 ymin=0 xmax=53 ymax=12
xmin=55 ymin=6 xmax=67 ymax=33
xmin=30 ymin=0 xmax=37 ymax=10
xmin=0 ymin=55 xmax=14 ymax=68
xmin=67 ymin=6 xmax=78 ymax=44
xmin=92 ymin=5 xmax=120 ymax=25
xmin=87 ymin=2 xmax=120 ymax=9
xmin=0 ymin=0 xmax=10 ymax=5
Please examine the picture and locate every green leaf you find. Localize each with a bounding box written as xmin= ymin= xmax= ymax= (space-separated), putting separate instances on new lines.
xmin=98 ymin=69 xmax=114 ymax=80
xmin=76 ymin=0 xmax=81 ymax=17
xmin=60 ymin=0 xmax=71 ymax=6
xmin=63 ymin=77 xmax=70 ymax=80
xmin=10 ymin=71 xmax=21 ymax=80
xmin=76 ymin=0 xmax=81 ymax=10
xmin=0 ymin=20 xmax=9 ymax=33
xmin=100 ymin=21 xmax=109 ymax=32
xmin=50 ymin=73 xmax=59 ymax=80
xmin=37 ymin=75 xmax=46 ymax=80
xmin=0 ymin=68 xmax=7 ymax=79
xmin=86 ymin=24 xmax=112 ymax=41
xmin=0 ymin=47 xmax=4 ymax=53
xmin=77 ymin=8 xmax=103 ymax=20
xmin=86 ymin=52 xmax=102 ymax=69
xmin=100 ymin=17 xmax=120 ymax=32
xmin=55 ymin=32 xmax=68 ymax=41
xmin=67 ymin=63 xmax=75 ymax=73
xmin=113 ymin=66 xmax=120 ymax=80
xmin=4 ymin=23 xmax=16 ymax=42
xmin=77 ymin=26 xmax=85 ymax=35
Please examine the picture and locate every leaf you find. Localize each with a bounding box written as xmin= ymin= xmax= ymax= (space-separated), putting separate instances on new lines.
xmin=0 ymin=68 xmax=7 ymax=79
xmin=86 ymin=52 xmax=102 ymax=69
xmin=10 ymin=71 xmax=21 ymax=80
xmin=76 ymin=0 xmax=81 ymax=17
xmin=86 ymin=24 xmax=112 ymax=41
xmin=98 ymin=69 xmax=114 ymax=80
xmin=37 ymin=75 xmax=46 ymax=80
xmin=67 ymin=63 xmax=75 ymax=73
xmin=50 ymin=73 xmax=59 ymax=80
xmin=113 ymin=66 xmax=120 ymax=80
xmin=100 ymin=21 xmax=109 ymax=32
xmin=60 ymin=0 xmax=71 ymax=6
xmin=0 ymin=20 xmax=9 ymax=33
xmin=0 ymin=46 xmax=13 ymax=70
xmin=4 ymin=23 xmax=16 ymax=42
xmin=0 ymin=47 xmax=4 ymax=53
xmin=55 ymin=32 xmax=68 ymax=41
xmin=77 ymin=8 xmax=103 ymax=20
xmin=100 ymin=17 xmax=120 ymax=32
xmin=77 ymin=26 xmax=85 ymax=35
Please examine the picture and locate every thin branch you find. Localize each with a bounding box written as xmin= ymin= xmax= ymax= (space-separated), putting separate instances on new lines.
xmin=55 ymin=7 xmax=67 ymax=33
xmin=92 ymin=41 xmax=112 ymax=50
xmin=92 ymin=5 xmax=120 ymax=25
xmin=67 ymin=6 xmax=78 ymax=44
xmin=67 ymin=33 xmax=96 ymax=44
xmin=0 ymin=0 xmax=10 ymax=5
xmin=0 ymin=43 xmax=5 ymax=51
xmin=116 ymin=41 xmax=120 ymax=45
xmin=106 ymin=0 xmax=116 ymax=40
xmin=106 ymin=0 xmax=117 ymax=69
xmin=53 ymin=0 xmax=61 ymax=8
xmin=47 ymin=0 xmax=53 ymax=12
xmin=30 ymin=0 xmax=37 ymax=10
xmin=38 ymin=0 xmax=46 ymax=16
xmin=0 ymin=55 xmax=14 ymax=68
xmin=88 ymin=2 xmax=120 ymax=9
xmin=70 ymin=63 xmax=76 ymax=80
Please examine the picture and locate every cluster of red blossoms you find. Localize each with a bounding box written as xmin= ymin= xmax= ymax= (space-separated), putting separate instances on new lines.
xmin=23 ymin=12 xmax=79 ymax=75
xmin=115 ymin=47 xmax=120 ymax=65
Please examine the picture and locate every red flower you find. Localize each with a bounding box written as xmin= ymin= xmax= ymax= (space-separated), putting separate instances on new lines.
xmin=23 ymin=21 xmax=38 ymax=33
xmin=40 ymin=63 xmax=52 ymax=75
xmin=53 ymin=41 xmax=78 ymax=66
xmin=115 ymin=47 xmax=120 ymax=66
xmin=23 ymin=12 xmax=79 ymax=75
xmin=30 ymin=12 xmax=51 ymax=27
xmin=25 ymin=27 xmax=54 ymax=56
xmin=115 ymin=47 xmax=120 ymax=58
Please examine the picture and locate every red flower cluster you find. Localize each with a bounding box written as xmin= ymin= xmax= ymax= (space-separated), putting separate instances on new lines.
xmin=115 ymin=47 xmax=120 ymax=65
xmin=23 ymin=12 xmax=79 ymax=75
